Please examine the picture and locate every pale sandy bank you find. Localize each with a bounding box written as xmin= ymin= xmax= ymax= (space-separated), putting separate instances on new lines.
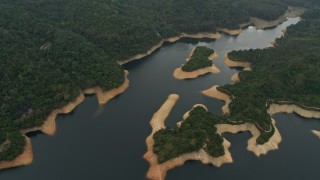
xmin=1 ymin=70 xmax=129 ymax=170
xmin=224 ymin=55 xmax=251 ymax=70
xmin=144 ymin=96 xmax=232 ymax=180
xmin=118 ymin=7 xmax=304 ymax=65
xmin=201 ymin=85 xmax=231 ymax=114
xmin=202 ymin=84 xmax=320 ymax=156
xmin=173 ymin=66 xmax=220 ymax=80
xmin=84 ymin=70 xmax=129 ymax=104
xmin=231 ymin=73 xmax=240 ymax=82
xmin=216 ymin=120 xmax=281 ymax=157
xmin=311 ymin=130 xmax=320 ymax=139
xmin=219 ymin=28 xmax=243 ymax=36
xmin=0 ymin=136 xmax=33 ymax=170
xmin=182 ymin=104 xmax=208 ymax=121
xmin=267 ymin=103 xmax=320 ymax=118
xmin=208 ymin=52 xmax=219 ymax=61
xmin=250 ymin=6 xmax=305 ymax=30
xmin=202 ymin=85 xmax=281 ymax=156
xmin=173 ymin=51 xmax=219 ymax=80
xmin=119 ymin=32 xmax=221 ymax=65
xmin=224 ymin=54 xmax=252 ymax=82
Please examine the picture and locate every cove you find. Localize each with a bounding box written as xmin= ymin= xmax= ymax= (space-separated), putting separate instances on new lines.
xmin=0 ymin=17 xmax=319 ymax=180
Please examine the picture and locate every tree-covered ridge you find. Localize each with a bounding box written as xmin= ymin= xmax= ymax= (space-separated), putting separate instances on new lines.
xmin=181 ymin=46 xmax=214 ymax=72
xmin=124 ymin=0 xmax=312 ymax=26
xmin=220 ymin=6 xmax=320 ymax=144
xmin=153 ymin=106 xmax=225 ymax=164
xmin=0 ymin=0 xmax=314 ymax=162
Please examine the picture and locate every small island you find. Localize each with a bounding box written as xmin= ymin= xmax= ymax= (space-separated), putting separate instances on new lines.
xmin=173 ymin=46 xmax=219 ymax=80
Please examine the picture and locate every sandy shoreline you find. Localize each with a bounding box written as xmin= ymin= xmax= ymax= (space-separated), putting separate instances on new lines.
xmin=0 ymin=136 xmax=33 ymax=170
xmin=216 ymin=120 xmax=281 ymax=157
xmin=0 ymin=5 xmax=307 ymax=173
xmin=0 ymin=70 xmax=129 ymax=170
xmin=219 ymin=28 xmax=243 ymax=36
xmin=224 ymin=55 xmax=251 ymax=69
xmin=173 ymin=66 xmax=220 ymax=80
xmin=118 ymin=32 xmax=221 ymax=65
xmin=173 ymin=51 xmax=219 ymax=80
xmin=118 ymin=7 xmax=304 ymax=66
xmin=231 ymin=73 xmax=240 ymax=82
xmin=208 ymin=52 xmax=218 ymax=61
xmin=201 ymin=85 xmax=231 ymax=114
xmin=84 ymin=70 xmax=129 ymax=104
xmin=202 ymin=83 xmax=320 ymax=156
xmin=144 ymin=96 xmax=233 ymax=180
xmin=224 ymin=54 xmax=252 ymax=82
xmin=311 ymin=130 xmax=320 ymax=139
xmin=202 ymin=85 xmax=281 ymax=156
xmin=250 ymin=6 xmax=305 ymax=30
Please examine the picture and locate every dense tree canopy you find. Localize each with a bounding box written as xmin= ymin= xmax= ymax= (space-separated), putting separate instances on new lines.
xmin=181 ymin=46 xmax=214 ymax=72
xmin=220 ymin=5 xmax=320 ymax=143
xmin=0 ymin=0 xmax=316 ymax=161
xmin=153 ymin=106 xmax=225 ymax=163
xmin=152 ymin=0 xmax=320 ymax=162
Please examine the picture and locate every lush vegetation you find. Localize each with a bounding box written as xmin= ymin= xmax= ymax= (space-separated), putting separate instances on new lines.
xmin=153 ymin=106 xmax=225 ymax=163
xmin=219 ymin=5 xmax=320 ymax=144
xmin=0 ymin=0 xmax=316 ymax=162
xmin=181 ymin=46 xmax=214 ymax=72
xmin=152 ymin=0 xmax=320 ymax=163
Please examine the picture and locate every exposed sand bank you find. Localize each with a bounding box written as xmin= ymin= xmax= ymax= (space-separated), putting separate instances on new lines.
xmin=21 ymin=71 xmax=129 ymax=137
xmin=216 ymin=120 xmax=281 ymax=157
xmin=219 ymin=28 xmax=243 ymax=36
xmin=84 ymin=70 xmax=129 ymax=104
xmin=224 ymin=55 xmax=251 ymax=70
xmin=2 ymin=71 xmax=130 ymax=170
xmin=201 ymin=85 xmax=231 ymax=114
xmin=182 ymin=104 xmax=208 ymax=121
xmin=311 ymin=130 xmax=320 ymax=139
xmin=269 ymin=40 xmax=277 ymax=48
xmin=173 ymin=51 xmax=219 ymax=80
xmin=20 ymin=92 xmax=86 ymax=136
xmin=186 ymin=47 xmax=196 ymax=61
xmin=231 ymin=73 xmax=240 ymax=82
xmin=202 ymin=85 xmax=281 ymax=156
xmin=144 ymin=95 xmax=233 ymax=180
xmin=173 ymin=66 xmax=220 ymax=80
xmin=250 ymin=6 xmax=305 ymax=30
xmin=224 ymin=54 xmax=252 ymax=82
xmin=208 ymin=52 xmax=219 ymax=61
xmin=0 ymin=136 xmax=33 ymax=170
xmin=267 ymin=103 xmax=320 ymax=118
xmin=202 ymin=84 xmax=320 ymax=156
xmin=118 ymin=6 xmax=304 ymax=66
xmin=118 ymin=32 xmax=221 ymax=65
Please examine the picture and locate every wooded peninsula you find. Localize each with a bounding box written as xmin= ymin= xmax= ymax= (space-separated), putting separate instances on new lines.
xmin=148 ymin=0 xmax=320 ymax=177
xmin=0 ymin=0 xmax=319 ymax=169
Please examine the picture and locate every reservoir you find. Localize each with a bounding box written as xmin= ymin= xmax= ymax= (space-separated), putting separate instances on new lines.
xmin=0 ymin=17 xmax=319 ymax=180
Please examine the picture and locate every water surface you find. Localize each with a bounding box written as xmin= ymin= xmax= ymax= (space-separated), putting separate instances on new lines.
xmin=1 ymin=17 xmax=319 ymax=180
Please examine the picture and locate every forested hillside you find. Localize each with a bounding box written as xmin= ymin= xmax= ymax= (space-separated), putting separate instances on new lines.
xmin=0 ymin=0 xmax=314 ymax=161
xmin=153 ymin=2 xmax=320 ymax=163
xmin=220 ymin=5 xmax=320 ymax=143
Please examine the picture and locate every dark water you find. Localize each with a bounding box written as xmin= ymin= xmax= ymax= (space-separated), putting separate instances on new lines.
xmin=1 ymin=18 xmax=319 ymax=180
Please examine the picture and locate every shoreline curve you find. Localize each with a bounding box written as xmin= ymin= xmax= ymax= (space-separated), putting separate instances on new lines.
xmin=202 ymin=83 xmax=320 ymax=156
xmin=144 ymin=96 xmax=233 ymax=180
xmin=311 ymin=130 xmax=320 ymax=139
xmin=0 ymin=70 xmax=130 ymax=170
xmin=173 ymin=52 xmax=220 ymax=80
